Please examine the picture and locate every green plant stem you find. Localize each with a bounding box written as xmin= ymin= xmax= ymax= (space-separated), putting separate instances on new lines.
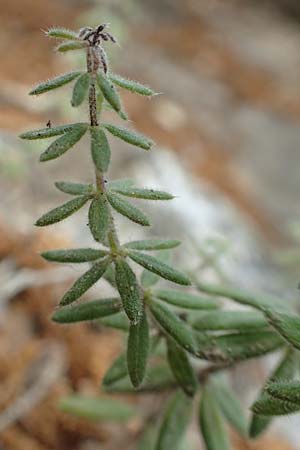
xmin=87 ymin=46 xmax=120 ymax=252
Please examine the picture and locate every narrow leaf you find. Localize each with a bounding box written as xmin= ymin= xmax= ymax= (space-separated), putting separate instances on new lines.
xmin=103 ymin=123 xmax=154 ymax=150
xmin=107 ymin=179 xmax=135 ymax=190
xmin=71 ymin=72 xmax=90 ymax=107
xmin=107 ymin=192 xmax=150 ymax=226
xmin=115 ymin=258 xmax=143 ymax=324
xmin=29 ymin=71 xmax=82 ymax=95
xmin=100 ymin=312 xmax=130 ymax=331
xmin=149 ymin=299 xmax=198 ymax=355
xmin=52 ymin=297 xmax=121 ymax=323
xmin=60 ymin=257 xmax=111 ymax=306
xmin=167 ymin=339 xmax=197 ymax=397
xmin=154 ymin=289 xmax=219 ymax=310
xmin=265 ymin=310 xmax=300 ymax=350
xmin=213 ymin=380 xmax=248 ymax=437
xmin=59 ymin=395 xmax=135 ymax=421
xmin=251 ymin=395 xmax=300 ymax=416
xmin=41 ymin=247 xmax=107 ymax=263
xmin=46 ymin=27 xmax=80 ymax=40
xmin=35 ymin=195 xmax=89 ymax=226
xmin=88 ymin=196 xmax=110 ymax=244
xmin=155 ymin=391 xmax=192 ymax=450
xmin=141 ymin=251 xmax=170 ymax=288
xmin=19 ymin=123 xmax=85 ymax=140
xmin=128 ymin=251 xmax=191 ymax=286
xmin=199 ymin=385 xmax=231 ymax=450
xmin=267 ymin=381 xmax=300 ymax=406
xmin=40 ymin=123 xmax=88 ymax=162
xmin=103 ymin=353 xmax=128 ymax=387
xmin=97 ymin=72 xmax=122 ymax=113
xmin=56 ymin=40 xmax=87 ymax=52
xmin=249 ymin=349 xmax=298 ymax=438
xmin=55 ymin=181 xmax=94 ymax=196
xmin=124 ymin=239 xmax=180 ymax=251
xmin=110 ymin=73 xmax=156 ymax=96
xmin=111 ymin=187 xmax=173 ymax=200
xmin=90 ymin=127 xmax=111 ymax=173
xmin=192 ymin=310 xmax=268 ymax=331
xmin=127 ymin=311 xmax=150 ymax=387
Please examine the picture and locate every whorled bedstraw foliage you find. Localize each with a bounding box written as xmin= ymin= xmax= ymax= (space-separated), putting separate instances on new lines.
xmin=20 ymin=24 xmax=300 ymax=450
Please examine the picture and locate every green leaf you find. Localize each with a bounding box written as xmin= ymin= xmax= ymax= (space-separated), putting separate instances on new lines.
xmin=249 ymin=349 xmax=298 ymax=437
xmin=128 ymin=251 xmax=191 ymax=286
xmin=41 ymin=247 xmax=107 ymax=263
xmin=102 ymin=353 xmax=128 ymax=387
xmin=149 ymin=299 xmax=198 ymax=355
xmin=167 ymin=339 xmax=197 ymax=397
xmin=56 ymin=40 xmax=87 ymax=52
xmin=109 ymin=73 xmax=156 ymax=96
xmin=35 ymin=195 xmax=89 ymax=227
xmin=40 ymin=123 xmax=88 ymax=162
xmin=267 ymin=381 xmax=300 ymax=405
xmin=115 ymin=258 xmax=143 ymax=324
xmin=90 ymin=127 xmax=111 ymax=173
xmin=71 ymin=73 xmax=90 ymax=107
xmin=103 ymin=123 xmax=154 ymax=150
xmin=55 ymin=181 xmax=94 ymax=196
xmin=110 ymin=187 xmax=173 ymax=200
xmin=192 ymin=310 xmax=268 ymax=331
xmin=199 ymin=385 xmax=231 ymax=450
xmin=59 ymin=395 xmax=135 ymax=422
xmin=154 ymin=289 xmax=219 ymax=310
xmin=251 ymin=394 xmax=300 ymax=416
xmin=197 ymin=330 xmax=283 ymax=363
xmin=107 ymin=192 xmax=150 ymax=226
xmin=97 ymin=72 xmax=122 ymax=113
xmin=46 ymin=27 xmax=80 ymax=40
xmin=107 ymin=179 xmax=135 ymax=190
xmin=127 ymin=311 xmax=150 ymax=387
xmin=52 ymin=297 xmax=122 ymax=323
xmin=88 ymin=196 xmax=110 ymax=244
xmin=124 ymin=239 xmax=180 ymax=251
xmin=195 ymin=281 xmax=289 ymax=313
xmin=29 ymin=71 xmax=82 ymax=95
xmin=265 ymin=310 xmax=300 ymax=350
xmin=19 ymin=123 xmax=86 ymax=140
xmin=60 ymin=257 xmax=111 ymax=306
xmin=155 ymin=391 xmax=192 ymax=450
xmin=100 ymin=312 xmax=130 ymax=331
xmin=213 ymin=379 xmax=248 ymax=437
xmin=141 ymin=251 xmax=170 ymax=288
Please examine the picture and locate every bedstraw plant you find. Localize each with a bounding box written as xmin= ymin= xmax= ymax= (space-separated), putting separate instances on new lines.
xmin=20 ymin=24 xmax=300 ymax=450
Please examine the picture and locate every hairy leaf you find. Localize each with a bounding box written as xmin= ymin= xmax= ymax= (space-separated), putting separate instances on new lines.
xmin=110 ymin=187 xmax=173 ymax=200
xmin=251 ymin=395 xmax=300 ymax=416
xmin=55 ymin=181 xmax=94 ymax=196
xmin=107 ymin=192 xmax=150 ymax=226
xmin=40 ymin=123 xmax=88 ymax=162
xmin=97 ymin=72 xmax=122 ymax=113
xmin=115 ymin=258 xmax=143 ymax=324
xmin=19 ymin=123 xmax=85 ymax=140
xmin=167 ymin=339 xmax=197 ymax=397
xmin=265 ymin=310 xmax=300 ymax=350
xmin=56 ymin=40 xmax=87 ymax=52
xmin=46 ymin=27 xmax=80 ymax=40
xmin=41 ymin=247 xmax=107 ymax=263
xmin=88 ymin=196 xmax=110 ymax=244
xmin=128 ymin=251 xmax=191 ymax=286
xmin=149 ymin=299 xmax=198 ymax=355
xmin=103 ymin=353 xmax=128 ymax=387
xmin=124 ymin=239 xmax=180 ymax=251
xmin=90 ymin=127 xmax=111 ymax=173
xmin=52 ymin=297 xmax=121 ymax=323
xmin=267 ymin=380 xmax=300 ymax=405
xmin=35 ymin=195 xmax=89 ymax=226
xmin=103 ymin=123 xmax=154 ymax=150
xmin=155 ymin=391 xmax=192 ymax=450
xmin=60 ymin=257 xmax=111 ymax=306
xmin=29 ymin=71 xmax=82 ymax=95
xmin=107 ymin=179 xmax=135 ymax=190
xmin=141 ymin=251 xmax=171 ymax=288
xmin=127 ymin=311 xmax=150 ymax=387
xmin=193 ymin=310 xmax=268 ymax=331
xmin=154 ymin=289 xmax=219 ymax=310
xmin=109 ymin=73 xmax=156 ymax=96
xmin=71 ymin=73 xmax=90 ymax=107
xmin=59 ymin=395 xmax=135 ymax=421
xmin=100 ymin=312 xmax=130 ymax=331
xmin=199 ymin=385 xmax=231 ymax=450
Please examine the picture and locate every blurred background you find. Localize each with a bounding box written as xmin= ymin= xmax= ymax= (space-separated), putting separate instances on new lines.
xmin=1 ymin=0 xmax=300 ymax=449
